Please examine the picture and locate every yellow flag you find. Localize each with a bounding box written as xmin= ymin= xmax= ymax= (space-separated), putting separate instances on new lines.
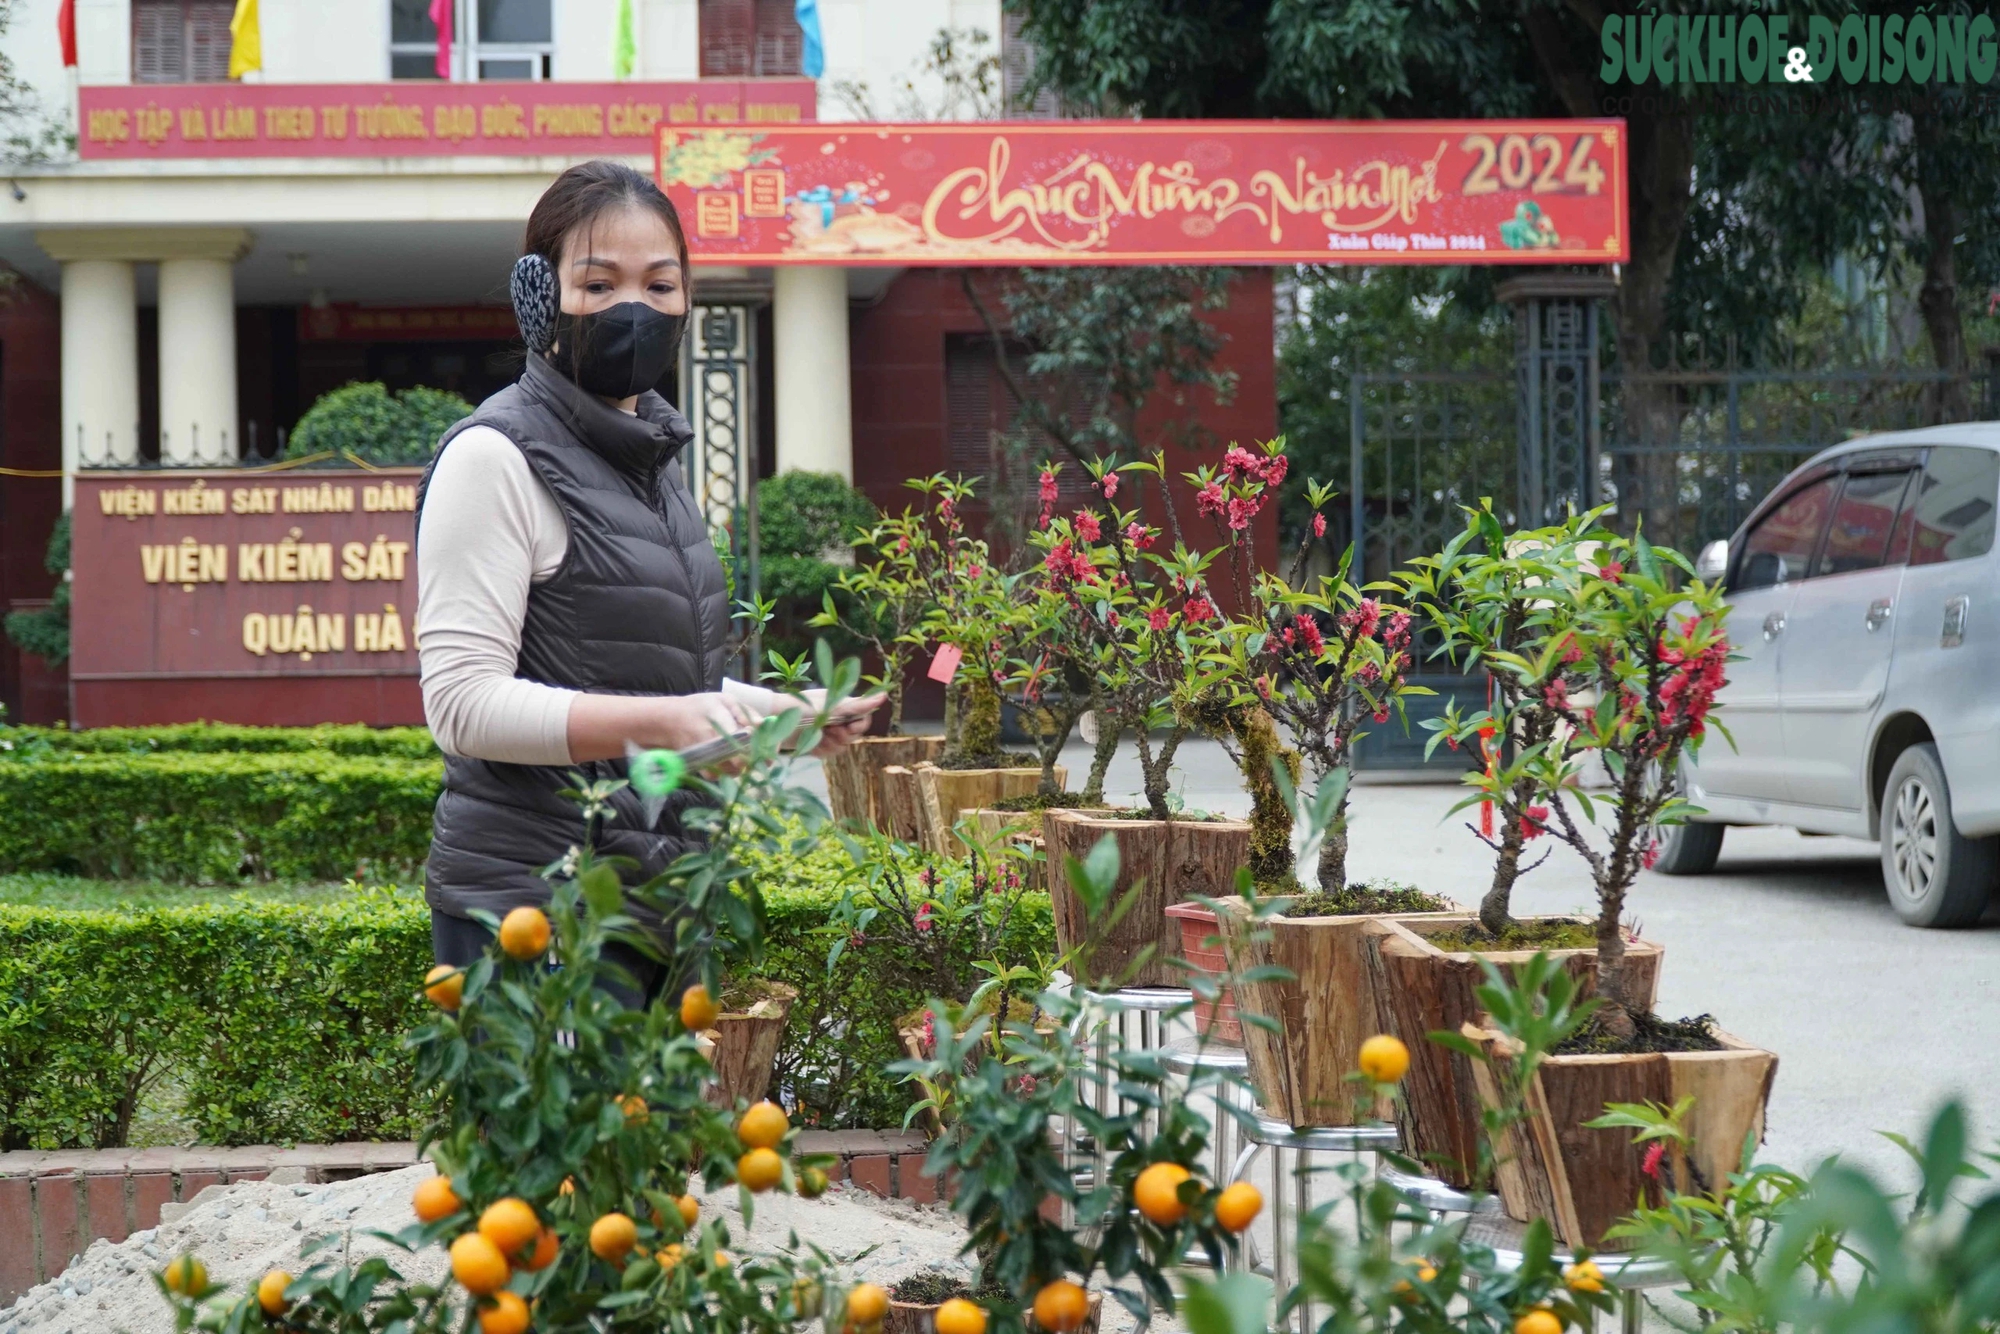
xmin=228 ymin=0 xmax=261 ymax=78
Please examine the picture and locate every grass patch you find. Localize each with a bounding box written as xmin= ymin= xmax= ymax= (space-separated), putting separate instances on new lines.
xmin=989 ymin=792 xmax=1105 ymax=813
xmin=1426 ymin=918 xmax=1597 ymax=952
xmin=1279 ymin=880 xmax=1452 ymax=916
xmin=0 ymin=873 xmax=411 ymax=911
xmin=933 ymin=753 xmax=1038 ymax=772
xmin=890 ymin=1269 xmax=1009 ymax=1305
xmin=1554 ymin=1011 xmax=1724 ymax=1056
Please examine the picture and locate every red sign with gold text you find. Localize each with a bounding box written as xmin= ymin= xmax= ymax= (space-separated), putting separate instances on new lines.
xmin=72 ymin=470 xmax=422 ymax=684
xmin=78 ymin=80 xmax=814 ymax=160
xmin=658 ymin=120 xmax=1627 ymax=265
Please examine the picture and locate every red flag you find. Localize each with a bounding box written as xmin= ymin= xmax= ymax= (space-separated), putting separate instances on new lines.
xmin=428 ymin=0 xmax=453 ymax=79
xmin=57 ymin=0 xmax=77 ymax=66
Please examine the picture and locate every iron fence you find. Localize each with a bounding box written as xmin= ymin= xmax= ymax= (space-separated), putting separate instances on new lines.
xmin=1596 ymin=366 xmax=2000 ymax=553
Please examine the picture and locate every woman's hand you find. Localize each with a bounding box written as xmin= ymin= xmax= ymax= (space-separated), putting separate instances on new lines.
xmin=798 ymin=689 xmax=887 ymax=757
xmin=565 ymin=691 xmax=756 ymax=763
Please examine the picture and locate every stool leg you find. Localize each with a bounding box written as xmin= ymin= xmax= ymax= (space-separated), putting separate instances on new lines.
xmin=1621 ymin=1291 xmax=1640 ymax=1334
xmin=1270 ymin=1146 xmax=1290 ymax=1333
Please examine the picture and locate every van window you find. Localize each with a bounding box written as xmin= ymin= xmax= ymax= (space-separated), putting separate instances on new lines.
xmin=1736 ymin=474 xmax=1838 ymax=591
xmin=1904 ymin=447 xmax=1999 ymax=566
xmin=1812 ymin=469 xmax=1914 ymax=577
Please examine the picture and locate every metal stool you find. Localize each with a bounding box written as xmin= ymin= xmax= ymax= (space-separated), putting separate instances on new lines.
xmin=1225 ymin=1113 xmax=1400 ymax=1334
xmin=1162 ymin=1040 xmax=1254 ymax=1271
xmin=1470 ymin=1214 xmax=1695 ymax=1334
xmin=1060 ymin=988 xmax=1194 ymax=1219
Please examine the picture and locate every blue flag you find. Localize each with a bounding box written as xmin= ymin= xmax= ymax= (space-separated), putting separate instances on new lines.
xmin=795 ymin=0 xmax=824 ymax=77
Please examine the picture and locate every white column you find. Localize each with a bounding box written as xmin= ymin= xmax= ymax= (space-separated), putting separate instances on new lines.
xmin=158 ymin=257 xmax=240 ymax=464
xmin=772 ymin=266 xmax=853 ymax=480
xmin=58 ymin=259 xmax=139 ymax=508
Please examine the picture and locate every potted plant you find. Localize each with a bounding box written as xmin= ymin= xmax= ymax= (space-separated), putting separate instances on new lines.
xmin=897 ymin=476 xmax=1064 ymax=854
xmin=813 ymin=503 xmax=946 ymax=830
xmin=699 ymin=979 xmax=799 ymax=1108
xmin=894 ymin=838 xmax=1261 ymax=1334
xmin=1405 ymin=519 xmax=1774 ymax=1223
xmin=1028 ymin=458 xmax=1252 ymax=989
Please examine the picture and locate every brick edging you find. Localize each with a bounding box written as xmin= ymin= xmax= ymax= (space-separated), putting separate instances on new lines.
xmin=0 ymin=1131 xmax=934 ymax=1305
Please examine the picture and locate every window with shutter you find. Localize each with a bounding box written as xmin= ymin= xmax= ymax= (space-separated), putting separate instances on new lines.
xmin=945 ymin=336 xmax=997 ymax=479
xmin=132 ymin=0 xmax=187 ymax=83
xmin=752 ymin=0 xmax=802 ymax=76
xmin=1001 ymin=12 xmax=1062 ymax=119
xmin=132 ymin=0 xmax=235 ymax=82
xmin=700 ymin=0 xmax=755 ymax=77
xmin=187 ymin=1 xmax=235 ymax=80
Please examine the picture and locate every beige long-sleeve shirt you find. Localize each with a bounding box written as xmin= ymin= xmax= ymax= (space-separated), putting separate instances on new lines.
xmin=416 ymin=426 xmax=783 ymax=763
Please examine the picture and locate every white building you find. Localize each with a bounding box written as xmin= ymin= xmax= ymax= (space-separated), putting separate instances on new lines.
xmin=0 ymin=0 xmax=1017 ymax=498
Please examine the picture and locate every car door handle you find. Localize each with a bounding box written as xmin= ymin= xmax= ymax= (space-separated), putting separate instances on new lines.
xmin=1866 ymin=598 xmax=1892 ymax=631
xmin=1762 ymin=610 xmax=1785 ymax=640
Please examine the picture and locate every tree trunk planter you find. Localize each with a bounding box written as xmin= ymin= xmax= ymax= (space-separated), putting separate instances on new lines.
xmin=824 ymin=736 xmax=946 ymax=829
xmin=1212 ymin=898 xmax=1466 ymax=1125
xmin=878 ymin=766 xmax=929 ymax=844
xmin=1163 ymin=903 xmax=1242 ymax=1044
xmin=1045 ymin=812 xmax=1252 ymax=989
xmin=966 ymin=811 xmax=1047 ymax=890
xmin=1465 ymin=1024 xmax=1777 ymax=1251
xmin=702 ymin=982 xmax=796 ymax=1108
xmin=915 ymin=762 xmax=1063 ymax=858
xmin=1368 ymin=918 xmax=1664 ymax=1188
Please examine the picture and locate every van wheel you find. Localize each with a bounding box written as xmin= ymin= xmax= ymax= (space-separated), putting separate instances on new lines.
xmin=1653 ymin=821 xmax=1724 ymax=875
xmin=1881 ymin=743 xmax=1997 ymax=927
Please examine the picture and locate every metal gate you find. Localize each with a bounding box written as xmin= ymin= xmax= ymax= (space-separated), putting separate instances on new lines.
xmin=679 ymin=303 xmax=761 ymax=678
xmin=1348 ymin=303 xmax=1999 ymax=770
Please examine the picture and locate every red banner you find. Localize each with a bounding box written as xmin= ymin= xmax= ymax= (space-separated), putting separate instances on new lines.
xmin=78 ymin=80 xmax=815 ymax=160
xmin=299 ymin=304 xmax=516 ymax=342
xmin=657 ymin=120 xmax=1628 ymax=266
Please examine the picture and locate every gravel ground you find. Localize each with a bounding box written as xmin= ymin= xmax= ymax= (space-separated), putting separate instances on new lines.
xmin=0 ymin=1164 xmax=1000 ymax=1334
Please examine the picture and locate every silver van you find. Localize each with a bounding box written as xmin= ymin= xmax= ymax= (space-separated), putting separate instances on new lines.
xmin=1660 ymin=423 xmax=2000 ymax=927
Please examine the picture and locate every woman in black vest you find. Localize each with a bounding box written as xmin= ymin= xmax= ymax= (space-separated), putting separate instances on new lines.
xmin=415 ymin=161 xmax=880 ymax=1005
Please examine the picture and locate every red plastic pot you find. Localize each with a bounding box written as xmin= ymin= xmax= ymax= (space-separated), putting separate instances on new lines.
xmin=1164 ymin=902 xmax=1241 ymax=1044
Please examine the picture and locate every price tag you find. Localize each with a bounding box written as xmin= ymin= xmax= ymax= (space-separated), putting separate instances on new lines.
xmin=926 ymin=644 xmax=963 ymax=683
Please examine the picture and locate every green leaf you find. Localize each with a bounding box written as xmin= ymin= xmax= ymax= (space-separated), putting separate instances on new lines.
xmin=1180 ymin=1273 xmax=1268 ymax=1334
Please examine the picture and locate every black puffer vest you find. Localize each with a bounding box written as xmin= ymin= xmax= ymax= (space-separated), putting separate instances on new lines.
xmin=417 ymin=352 xmax=730 ymax=925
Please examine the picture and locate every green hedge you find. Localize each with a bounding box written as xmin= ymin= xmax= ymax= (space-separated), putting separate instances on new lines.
xmin=0 ymin=894 xmax=434 ymax=1149
xmin=2 ymin=722 xmax=437 ymax=760
xmin=0 ymin=753 xmax=440 ymax=882
xmin=755 ymin=861 xmax=1056 ymax=1130
xmin=0 ymin=840 xmax=1060 ymax=1147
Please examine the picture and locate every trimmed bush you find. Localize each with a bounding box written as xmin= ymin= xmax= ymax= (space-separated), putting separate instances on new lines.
xmin=0 ymin=753 xmax=440 ymax=882
xmin=0 ymin=894 xmax=434 ymax=1149
xmin=755 ymin=852 xmax=1056 ymax=1130
xmin=0 ymin=840 xmax=1061 ymax=1146
xmin=2 ymin=722 xmax=437 ymax=760
xmin=286 ymin=380 xmax=473 ymax=465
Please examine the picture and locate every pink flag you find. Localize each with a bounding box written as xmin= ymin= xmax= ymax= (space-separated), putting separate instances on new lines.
xmin=428 ymin=0 xmax=453 ymax=79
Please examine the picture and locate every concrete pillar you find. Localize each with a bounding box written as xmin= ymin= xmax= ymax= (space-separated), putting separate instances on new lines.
xmin=56 ymin=259 xmax=140 ymax=507
xmin=772 ymin=266 xmax=853 ymax=480
xmin=158 ymin=257 xmax=241 ymax=464
xmin=39 ymin=228 xmax=252 ymax=502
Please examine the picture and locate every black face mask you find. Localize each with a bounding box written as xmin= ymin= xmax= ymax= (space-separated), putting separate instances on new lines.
xmin=550 ymin=302 xmax=687 ymax=400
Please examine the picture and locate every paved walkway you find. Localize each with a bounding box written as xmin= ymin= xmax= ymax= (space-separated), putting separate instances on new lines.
xmin=796 ymin=735 xmax=2000 ymax=1185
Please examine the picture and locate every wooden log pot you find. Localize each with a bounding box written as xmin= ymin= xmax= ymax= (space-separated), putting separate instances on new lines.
xmin=1368 ymin=918 xmax=1664 ymax=1188
xmin=878 ymin=765 xmax=929 ymax=845
xmin=823 ymin=735 xmax=946 ymax=829
xmin=1045 ymin=811 xmax=1251 ymax=990
xmin=702 ymin=982 xmax=797 ymax=1108
xmin=915 ymin=761 xmax=1063 ymax=858
xmin=1213 ymin=897 xmax=1466 ymax=1126
xmin=1466 ymin=1023 xmax=1777 ymax=1250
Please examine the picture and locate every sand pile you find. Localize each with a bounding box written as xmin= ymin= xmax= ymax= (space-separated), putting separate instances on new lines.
xmin=0 ymin=1165 xmax=982 ymax=1334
